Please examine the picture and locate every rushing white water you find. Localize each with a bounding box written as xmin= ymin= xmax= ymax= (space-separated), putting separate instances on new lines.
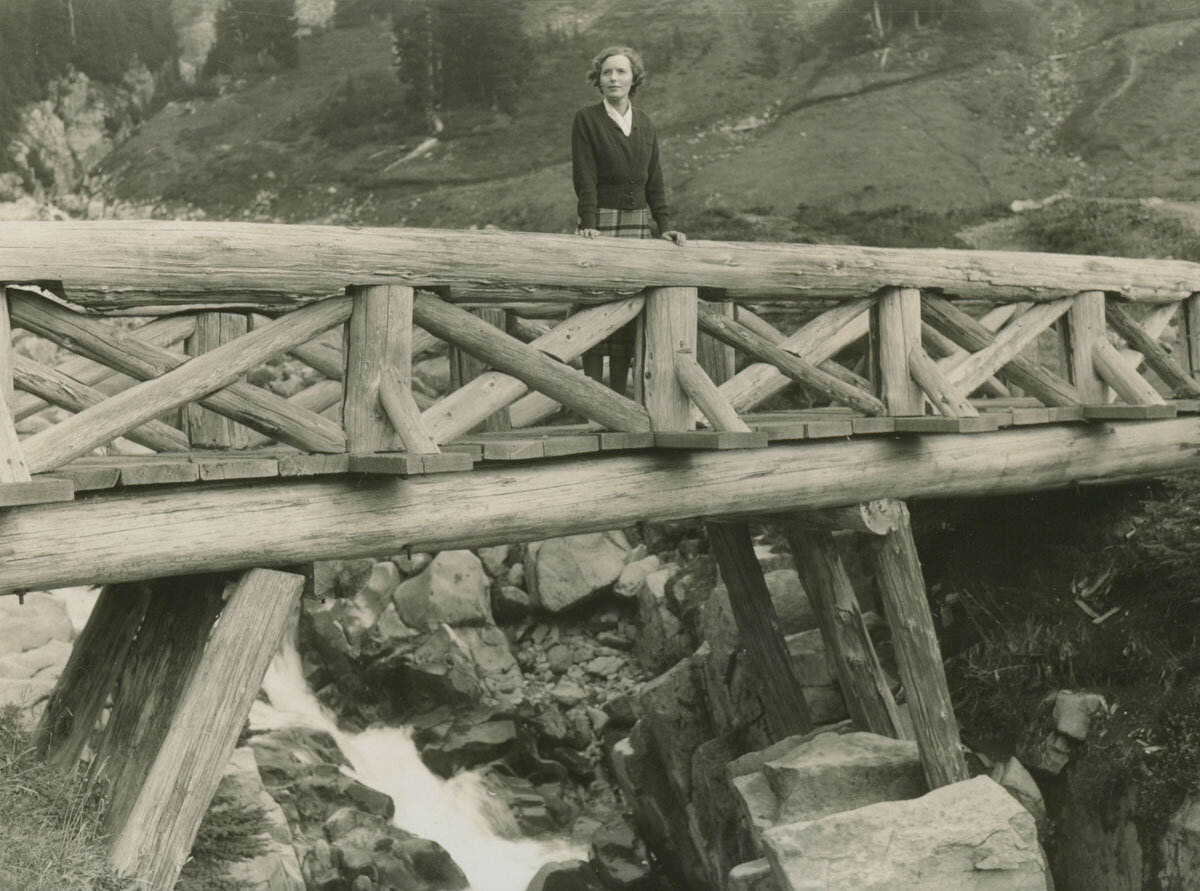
xmin=251 ymin=637 xmax=581 ymax=891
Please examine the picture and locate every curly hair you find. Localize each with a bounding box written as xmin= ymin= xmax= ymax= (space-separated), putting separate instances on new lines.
xmin=585 ymin=46 xmax=646 ymax=97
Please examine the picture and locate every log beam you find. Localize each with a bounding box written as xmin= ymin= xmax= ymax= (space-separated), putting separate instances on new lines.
xmin=719 ymin=299 xmax=873 ymax=414
xmin=643 ymin=287 xmax=697 ymax=431
xmin=908 ymin=346 xmax=979 ymax=418
xmin=674 ymin=350 xmax=750 ymax=432
xmin=34 ymin=582 xmax=153 ymax=770
xmin=781 ymin=524 xmax=903 ymax=738
xmin=3 ymin=418 xmax=1199 ymax=591
xmin=1060 ymin=290 xmax=1108 ymax=403
xmin=11 ymin=293 xmax=347 ymax=459
xmin=1106 ymin=300 xmax=1200 ymax=397
xmin=1182 ymin=294 xmax=1200 ymax=381
xmin=871 ymin=287 xmax=923 ymax=415
xmin=864 ymin=500 xmax=969 ymax=787
xmin=379 ymin=368 xmax=439 ymax=454
xmin=413 ymin=292 xmax=651 ymax=433
xmin=185 ymin=313 xmax=251 ymax=448
xmin=706 ymin=520 xmax=814 ymax=738
xmin=922 ymin=295 xmax=1081 ymax=406
xmin=698 ymin=303 xmax=886 ymax=416
xmin=5 ymin=221 xmax=1199 ymax=308
xmin=344 ymin=284 xmax=413 ymax=454
xmin=103 ymin=569 xmax=303 ymax=890
xmin=1092 ymin=338 xmax=1167 ymax=405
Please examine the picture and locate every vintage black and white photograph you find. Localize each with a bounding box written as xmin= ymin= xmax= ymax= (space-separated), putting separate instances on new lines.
xmin=2 ymin=0 xmax=1200 ymax=889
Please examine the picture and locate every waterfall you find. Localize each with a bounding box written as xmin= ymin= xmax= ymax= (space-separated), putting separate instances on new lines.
xmin=250 ymin=636 xmax=581 ymax=891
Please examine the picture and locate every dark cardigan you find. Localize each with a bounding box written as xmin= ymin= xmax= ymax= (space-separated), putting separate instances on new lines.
xmin=571 ymin=101 xmax=672 ymax=233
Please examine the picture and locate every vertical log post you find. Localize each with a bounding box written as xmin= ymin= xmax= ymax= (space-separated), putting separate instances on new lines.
xmin=864 ymin=500 xmax=969 ymax=788
xmin=452 ymin=308 xmax=510 ymax=431
xmin=706 ymin=519 xmax=814 ymax=738
xmin=643 ymin=286 xmax=698 ymax=430
xmin=870 ymin=286 xmax=923 ymax=415
xmin=344 ymin=284 xmax=414 ymax=454
xmin=1181 ymin=293 xmax=1200 ymax=382
xmin=102 ymin=569 xmax=304 ymax=890
xmin=34 ymin=582 xmax=153 ymax=770
xmin=0 ymin=287 xmax=30 ymax=482
xmin=780 ymin=520 xmax=904 ymax=738
xmin=1061 ymin=290 xmax=1108 ymax=403
xmin=185 ymin=312 xmax=251 ymax=448
xmin=697 ymin=300 xmax=736 ymax=385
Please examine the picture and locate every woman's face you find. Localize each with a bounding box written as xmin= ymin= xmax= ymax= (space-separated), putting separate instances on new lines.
xmin=600 ymin=54 xmax=634 ymax=105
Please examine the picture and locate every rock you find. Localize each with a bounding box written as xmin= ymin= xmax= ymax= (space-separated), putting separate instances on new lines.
xmin=477 ymin=545 xmax=511 ymax=577
xmin=525 ymin=860 xmax=606 ymax=890
xmin=551 ymin=679 xmax=587 ymax=708
xmin=1161 ymin=794 xmax=1200 ymax=890
xmin=403 ymin=624 xmax=522 ymax=705
xmin=991 ymin=757 xmax=1047 ymax=834
xmin=596 ymin=630 xmax=634 ymax=651
xmin=331 ymin=561 xmax=404 ymax=652
xmin=1052 ymin=691 xmax=1108 ymax=742
xmin=0 ymin=593 xmax=73 ymax=656
xmin=785 ymin=629 xmax=849 ymax=724
xmin=603 ymin=694 xmax=637 ymax=727
xmin=634 ymin=566 xmax=689 ymax=673
xmin=313 ymin=559 xmax=376 ymax=601
xmin=1018 ymin=730 xmax=1073 ymax=777
xmin=634 ymin=655 xmax=711 ymax=803
xmin=760 ymin=731 xmax=925 ymax=825
xmin=323 ymin=807 xmax=468 ymax=890
xmin=547 ymin=643 xmax=574 ymax=675
xmin=589 ymin=818 xmax=654 ymax=889
xmin=202 ymin=747 xmax=305 ymax=891
xmin=728 ymin=859 xmax=780 ymax=891
xmin=586 ymin=655 xmax=624 ymax=678
xmin=526 ymin=532 xmax=632 ymax=612
xmin=393 ymin=551 xmax=433 ymax=576
xmin=761 ymin=776 xmax=1050 ymax=891
xmin=615 ymin=556 xmax=661 ymax=599
xmin=394 ymin=550 xmax=493 ymax=631
xmin=0 ymin=638 xmax=71 ymax=680
xmin=493 ymin=584 xmax=533 ymax=622
xmin=421 ymin=719 xmax=520 ymax=775
xmin=301 ymin=839 xmax=341 ymax=891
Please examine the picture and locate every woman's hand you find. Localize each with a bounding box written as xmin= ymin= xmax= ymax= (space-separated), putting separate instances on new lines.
xmin=661 ymin=230 xmax=687 ymax=246
xmin=576 ymin=228 xmax=601 ymax=238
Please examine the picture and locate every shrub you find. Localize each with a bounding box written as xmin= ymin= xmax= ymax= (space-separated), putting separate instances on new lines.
xmin=1018 ymin=199 xmax=1200 ymax=262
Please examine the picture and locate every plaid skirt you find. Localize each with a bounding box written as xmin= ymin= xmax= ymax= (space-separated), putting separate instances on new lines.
xmin=589 ymin=208 xmax=651 ymax=359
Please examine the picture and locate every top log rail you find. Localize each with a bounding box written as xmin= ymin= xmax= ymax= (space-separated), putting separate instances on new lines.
xmin=4 ymin=222 xmax=1200 ymax=312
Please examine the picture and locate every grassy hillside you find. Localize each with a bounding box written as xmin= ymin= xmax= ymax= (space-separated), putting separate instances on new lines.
xmin=96 ymin=0 xmax=1200 ymax=237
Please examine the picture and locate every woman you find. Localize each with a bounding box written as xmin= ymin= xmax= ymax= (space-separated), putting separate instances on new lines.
xmin=572 ymin=45 xmax=685 ymax=391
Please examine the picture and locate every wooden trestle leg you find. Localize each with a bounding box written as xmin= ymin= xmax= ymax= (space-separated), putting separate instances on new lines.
xmin=864 ymin=500 xmax=969 ymax=788
xmin=35 ymin=568 xmax=303 ymax=890
xmin=780 ymin=519 xmax=904 ymax=739
xmin=706 ymin=520 xmax=814 ymax=738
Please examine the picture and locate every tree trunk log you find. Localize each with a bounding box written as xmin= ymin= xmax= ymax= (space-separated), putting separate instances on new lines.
xmin=674 ymin=351 xmax=749 ymax=432
xmin=5 ymin=221 xmax=1199 ymax=308
xmin=1092 ymin=338 xmax=1167 ymax=405
xmin=4 ymin=418 xmax=1200 ymax=590
xmin=185 ymin=313 xmax=251 ymax=448
xmin=643 ymin=287 xmax=698 ymax=431
xmin=781 ymin=524 xmax=903 ymax=738
xmin=706 ymin=520 xmax=814 ymax=738
xmin=871 ymin=287 xmax=923 ymax=415
xmin=864 ymin=500 xmax=969 ymax=787
xmin=908 ymin=346 xmax=979 ymax=417
xmin=1105 ymin=300 xmax=1200 ymax=397
xmin=344 ymin=285 xmax=413 ymax=454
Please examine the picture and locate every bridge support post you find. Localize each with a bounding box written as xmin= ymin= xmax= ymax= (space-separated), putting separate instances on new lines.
xmin=1180 ymin=292 xmax=1200 ymax=382
xmin=344 ymin=284 xmax=415 ymax=453
xmin=35 ymin=569 xmax=303 ymax=890
xmin=706 ymin=519 xmax=814 ymax=738
xmin=0 ymin=286 xmax=30 ymax=483
xmin=1060 ymin=290 xmax=1109 ymax=403
xmin=780 ymin=518 xmax=904 ymax=739
xmin=863 ymin=500 xmax=969 ymax=788
xmin=871 ymin=286 xmax=923 ymax=415
xmin=643 ymin=287 xmax=698 ymax=430
xmin=185 ymin=312 xmax=251 ymax=448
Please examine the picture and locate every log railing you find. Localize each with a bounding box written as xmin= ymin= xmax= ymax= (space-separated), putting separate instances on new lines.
xmin=3 ymin=221 xmax=1200 ymax=504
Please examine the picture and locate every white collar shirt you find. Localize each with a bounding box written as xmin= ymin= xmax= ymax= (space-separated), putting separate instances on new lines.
xmin=605 ymin=100 xmax=633 ymax=137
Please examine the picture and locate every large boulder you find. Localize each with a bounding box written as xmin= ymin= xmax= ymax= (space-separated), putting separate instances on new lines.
xmin=525 ymin=860 xmax=605 ymax=890
xmin=201 ymin=747 xmax=305 ymax=891
xmin=0 ymin=593 xmax=73 ymax=656
xmin=633 ymin=566 xmax=689 ymax=673
xmin=323 ymin=807 xmax=468 ymax=891
xmin=401 ymin=624 xmax=523 ymax=706
xmin=394 ymin=550 xmax=493 ymax=631
xmin=761 ymin=776 xmax=1051 ymax=891
xmin=526 ymin=532 xmax=632 ymax=613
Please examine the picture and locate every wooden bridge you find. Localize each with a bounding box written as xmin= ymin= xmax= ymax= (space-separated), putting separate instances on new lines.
xmin=5 ymin=220 xmax=1200 ymax=889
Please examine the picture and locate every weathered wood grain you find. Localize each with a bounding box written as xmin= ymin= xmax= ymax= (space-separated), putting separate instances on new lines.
xmin=185 ymin=313 xmax=251 ymax=448
xmin=643 ymin=287 xmax=697 ymax=431
xmin=414 ymin=293 xmax=651 ymax=433
xmin=706 ymin=520 xmax=814 ymax=738
xmin=379 ymin=367 xmax=439 ymax=454
xmin=1061 ymin=291 xmax=1108 ymax=403
xmin=5 ymin=221 xmax=1200 ymax=309
xmin=11 ymin=293 xmax=347 ymax=457
xmin=4 ymin=418 xmax=1199 ymax=590
xmin=1106 ymin=300 xmax=1200 ymax=397
xmin=871 ymin=287 xmax=922 ymax=415
xmin=1092 ymin=338 xmax=1167 ymax=406
xmin=908 ymin=346 xmax=979 ymax=418
xmin=674 ymin=351 xmax=750 ymax=432
xmin=865 ymin=501 xmax=970 ymax=787
xmin=344 ymin=284 xmax=412 ymax=454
